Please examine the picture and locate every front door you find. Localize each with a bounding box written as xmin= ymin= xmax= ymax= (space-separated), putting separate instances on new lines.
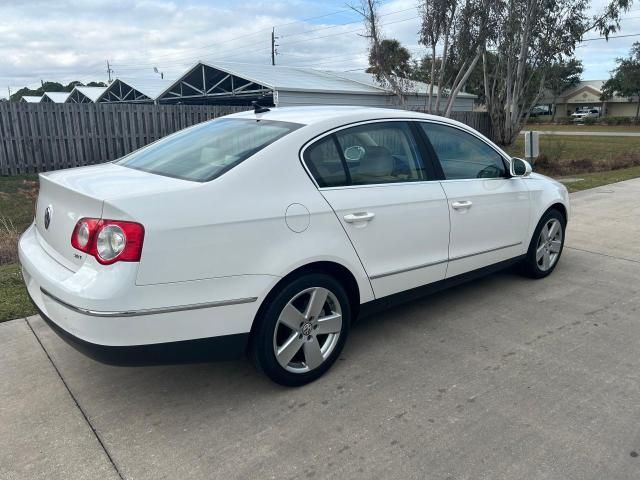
xmin=302 ymin=120 xmax=450 ymax=298
xmin=418 ymin=122 xmax=530 ymax=278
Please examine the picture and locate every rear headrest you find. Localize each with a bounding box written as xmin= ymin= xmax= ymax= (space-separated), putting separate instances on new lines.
xmin=362 ymin=146 xmax=394 ymax=176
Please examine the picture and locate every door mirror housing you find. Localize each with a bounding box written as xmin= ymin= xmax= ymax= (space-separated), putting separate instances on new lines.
xmin=510 ymin=157 xmax=532 ymax=177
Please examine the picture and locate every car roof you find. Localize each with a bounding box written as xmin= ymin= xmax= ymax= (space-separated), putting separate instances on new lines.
xmin=226 ymin=106 xmax=469 ymax=129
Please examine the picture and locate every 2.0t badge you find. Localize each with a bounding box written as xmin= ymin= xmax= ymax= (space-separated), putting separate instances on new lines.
xmin=44 ymin=205 xmax=53 ymax=230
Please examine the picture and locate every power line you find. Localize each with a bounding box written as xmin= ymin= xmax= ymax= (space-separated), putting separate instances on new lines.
xmin=580 ymin=32 xmax=640 ymax=42
xmin=113 ymin=7 xmax=360 ymax=65
xmin=110 ymin=5 xmax=418 ymax=70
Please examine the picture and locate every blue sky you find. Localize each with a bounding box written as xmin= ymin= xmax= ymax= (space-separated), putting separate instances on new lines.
xmin=1 ymin=0 xmax=639 ymax=97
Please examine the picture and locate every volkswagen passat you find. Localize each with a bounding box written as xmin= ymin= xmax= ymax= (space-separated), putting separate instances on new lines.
xmin=19 ymin=106 xmax=569 ymax=386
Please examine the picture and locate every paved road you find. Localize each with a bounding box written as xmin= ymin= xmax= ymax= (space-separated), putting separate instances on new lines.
xmin=2 ymin=179 xmax=640 ymax=480
xmin=522 ymin=130 xmax=640 ymax=137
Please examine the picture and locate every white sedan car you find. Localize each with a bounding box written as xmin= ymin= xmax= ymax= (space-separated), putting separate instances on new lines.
xmin=20 ymin=106 xmax=569 ymax=386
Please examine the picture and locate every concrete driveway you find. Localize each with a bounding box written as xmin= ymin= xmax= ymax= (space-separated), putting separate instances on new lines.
xmin=2 ymin=179 xmax=640 ymax=480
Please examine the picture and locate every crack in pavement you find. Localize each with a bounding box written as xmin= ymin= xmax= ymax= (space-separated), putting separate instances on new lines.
xmin=565 ymin=245 xmax=640 ymax=265
xmin=24 ymin=318 xmax=125 ymax=480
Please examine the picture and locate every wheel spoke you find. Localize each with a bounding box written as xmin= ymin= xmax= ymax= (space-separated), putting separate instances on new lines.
xmin=303 ymin=337 xmax=324 ymax=370
xmin=536 ymin=244 xmax=546 ymax=261
xmin=540 ymin=224 xmax=549 ymax=241
xmin=279 ymin=304 xmax=305 ymax=331
xmin=277 ymin=332 xmax=304 ymax=366
xmin=542 ymin=250 xmax=551 ymax=270
xmin=548 ymin=221 xmax=560 ymax=239
xmin=305 ymin=287 xmax=328 ymax=319
xmin=316 ymin=313 xmax=342 ymax=335
xmin=550 ymin=240 xmax=562 ymax=253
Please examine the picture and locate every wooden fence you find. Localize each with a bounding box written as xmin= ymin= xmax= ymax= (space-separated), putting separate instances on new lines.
xmin=0 ymin=103 xmax=248 ymax=175
xmin=448 ymin=111 xmax=493 ymax=138
xmin=0 ymin=103 xmax=492 ymax=176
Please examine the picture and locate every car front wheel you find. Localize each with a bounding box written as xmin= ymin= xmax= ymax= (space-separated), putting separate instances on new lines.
xmin=251 ymin=273 xmax=351 ymax=386
xmin=521 ymin=209 xmax=566 ymax=278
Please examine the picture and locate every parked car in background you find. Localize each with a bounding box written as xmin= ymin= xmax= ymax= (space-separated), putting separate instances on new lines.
xmin=529 ymin=105 xmax=551 ymax=117
xmin=19 ymin=106 xmax=570 ymax=386
xmin=571 ymin=108 xmax=600 ymax=122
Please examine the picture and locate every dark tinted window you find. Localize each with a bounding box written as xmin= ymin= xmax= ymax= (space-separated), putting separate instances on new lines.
xmin=335 ymin=122 xmax=426 ymax=185
xmin=420 ymin=123 xmax=506 ymax=179
xmin=117 ymin=118 xmax=301 ymax=182
xmin=304 ymin=137 xmax=348 ymax=188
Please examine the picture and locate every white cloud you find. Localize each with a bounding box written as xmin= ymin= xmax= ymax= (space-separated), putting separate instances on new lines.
xmin=1 ymin=0 xmax=638 ymax=97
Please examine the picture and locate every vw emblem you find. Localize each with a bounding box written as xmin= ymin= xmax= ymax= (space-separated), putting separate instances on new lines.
xmin=301 ymin=322 xmax=313 ymax=336
xmin=44 ymin=205 xmax=53 ymax=230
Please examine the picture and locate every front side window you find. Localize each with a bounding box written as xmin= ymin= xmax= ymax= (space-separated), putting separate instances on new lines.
xmin=117 ymin=118 xmax=301 ymax=182
xmin=419 ymin=123 xmax=507 ymax=180
xmin=303 ymin=121 xmax=427 ymax=187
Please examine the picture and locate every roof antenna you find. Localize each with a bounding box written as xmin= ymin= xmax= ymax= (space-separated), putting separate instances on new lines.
xmin=252 ymin=100 xmax=270 ymax=114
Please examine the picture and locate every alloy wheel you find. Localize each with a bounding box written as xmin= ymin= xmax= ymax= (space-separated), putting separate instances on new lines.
xmin=536 ymin=218 xmax=563 ymax=272
xmin=272 ymin=287 xmax=343 ymax=373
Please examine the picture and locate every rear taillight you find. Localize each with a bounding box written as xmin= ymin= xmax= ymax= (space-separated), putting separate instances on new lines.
xmin=71 ymin=218 xmax=144 ymax=265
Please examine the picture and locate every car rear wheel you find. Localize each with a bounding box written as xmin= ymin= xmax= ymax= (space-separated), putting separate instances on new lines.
xmin=520 ymin=209 xmax=565 ymax=278
xmin=251 ymin=273 xmax=351 ymax=386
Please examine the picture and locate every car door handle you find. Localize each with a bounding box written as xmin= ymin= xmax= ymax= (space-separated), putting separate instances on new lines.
xmin=343 ymin=212 xmax=375 ymax=223
xmin=451 ymin=200 xmax=473 ymax=210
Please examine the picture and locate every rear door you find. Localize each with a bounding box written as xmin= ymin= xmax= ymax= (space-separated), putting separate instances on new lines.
xmin=302 ymin=120 xmax=450 ymax=298
xmin=417 ymin=122 xmax=530 ymax=278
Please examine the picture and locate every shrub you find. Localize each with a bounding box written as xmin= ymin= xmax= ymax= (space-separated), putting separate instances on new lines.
xmin=0 ymin=216 xmax=20 ymax=266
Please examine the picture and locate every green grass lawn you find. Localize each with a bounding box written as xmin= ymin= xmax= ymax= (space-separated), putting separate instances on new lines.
xmin=1 ymin=175 xmax=38 ymax=322
xmin=559 ymin=166 xmax=640 ymax=192
xmin=0 ymin=264 xmax=34 ymax=322
xmin=505 ymin=135 xmax=640 ymax=169
xmin=523 ymin=123 xmax=640 ymax=133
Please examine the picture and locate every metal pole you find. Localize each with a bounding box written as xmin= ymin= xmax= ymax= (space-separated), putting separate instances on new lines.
xmin=271 ymin=28 xmax=276 ymax=66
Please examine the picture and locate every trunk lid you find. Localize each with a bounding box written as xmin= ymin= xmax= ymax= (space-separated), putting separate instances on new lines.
xmin=35 ymin=163 xmax=195 ymax=269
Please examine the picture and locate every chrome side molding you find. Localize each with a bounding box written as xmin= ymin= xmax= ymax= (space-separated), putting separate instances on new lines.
xmin=369 ymin=242 xmax=522 ymax=280
xmin=40 ymin=287 xmax=257 ymax=318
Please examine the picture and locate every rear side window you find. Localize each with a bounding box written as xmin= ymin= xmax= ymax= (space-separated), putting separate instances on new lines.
xmin=304 ymin=137 xmax=348 ymax=188
xmin=117 ymin=118 xmax=301 ymax=182
xmin=419 ymin=123 xmax=506 ymax=180
xmin=303 ymin=121 xmax=428 ymax=187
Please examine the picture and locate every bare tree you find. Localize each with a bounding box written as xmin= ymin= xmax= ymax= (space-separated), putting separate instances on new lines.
xmin=351 ymin=0 xmax=408 ymax=103
xmin=419 ymin=0 xmax=455 ymax=112
xmin=484 ymin=0 xmax=633 ymax=145
xmin=419 ymin=0 xmax=493 ymax=116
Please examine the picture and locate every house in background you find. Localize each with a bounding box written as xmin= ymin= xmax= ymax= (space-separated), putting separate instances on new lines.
xmin=541 ymin=80 xmax=639 ymax=118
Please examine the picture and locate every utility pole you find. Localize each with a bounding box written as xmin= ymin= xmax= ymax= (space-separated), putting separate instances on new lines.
xmin=271 ymin=28 xmax=279 ymax=66
xmin=7 ymin=86 xmax=11 ymax=101
xmin=106 ymin=60 xmax=114 ymax=83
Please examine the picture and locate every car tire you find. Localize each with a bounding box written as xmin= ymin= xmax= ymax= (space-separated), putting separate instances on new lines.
xmin=251 ymin=273 xmax=351 ymax=386
xmin=520 ymin=209 xmax=566 ymax=279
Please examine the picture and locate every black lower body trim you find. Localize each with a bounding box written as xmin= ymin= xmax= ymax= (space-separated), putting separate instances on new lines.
xmin=29 ymin=296 xmax=249 ymax=366
xmin=359 ymin=256 xmax=525 ymax=318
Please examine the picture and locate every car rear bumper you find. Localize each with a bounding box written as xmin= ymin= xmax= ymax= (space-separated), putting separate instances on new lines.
xmin=19 ymin=223 xmax=275 ymax=356
xmin=28 ymin=292 xmax=249 ymax=365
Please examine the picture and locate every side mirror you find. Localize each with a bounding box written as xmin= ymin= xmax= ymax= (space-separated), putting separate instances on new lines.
xmin=510 ymin=157 xmax=532 ymax=177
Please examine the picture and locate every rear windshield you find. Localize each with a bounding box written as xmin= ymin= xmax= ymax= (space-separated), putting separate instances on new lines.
xmin=116 ymin=118 xmax=301 ymax=182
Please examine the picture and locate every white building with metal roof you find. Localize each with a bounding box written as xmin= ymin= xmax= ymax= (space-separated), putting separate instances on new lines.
xmin=154 ymin=62 xmax=476 ymax=110
xmin=97 ymin=77 xmax=173 ymax=103
xmin=20 ymin=95 xmax=42 ymax=103
xmin=66 ymin=86 xmax=107 ymax=103
xmin=40 ymin=92 xmax=70 ymax=103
